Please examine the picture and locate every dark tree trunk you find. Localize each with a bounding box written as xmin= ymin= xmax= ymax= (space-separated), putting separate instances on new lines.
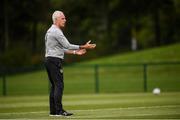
xmin=153 ymin=9 xmax=161 ymax=46
xmin=4 ymin=0 xmax=9 ymax=52
xmin=32 ymin=20 xmax=38 ymax=53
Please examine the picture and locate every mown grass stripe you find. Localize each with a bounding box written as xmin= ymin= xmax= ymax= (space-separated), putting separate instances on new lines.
xmin=0 ymin=105 xmax=179 ymax=115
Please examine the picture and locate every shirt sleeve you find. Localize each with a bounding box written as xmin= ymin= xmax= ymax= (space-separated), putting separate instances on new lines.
xmin=55 ymin=32 xmax=79 ymax=50
xmin=63 ymin=48 xmax=68 ymax=52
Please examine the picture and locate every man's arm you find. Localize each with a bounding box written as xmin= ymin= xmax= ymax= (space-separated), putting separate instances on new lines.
xmin=65 ymin=49 xmax=86 ymax=55
xmin=56 ymin=34 xmax=96 ymax=50
xmin=56 ymin=34 xmax=80 ymax=50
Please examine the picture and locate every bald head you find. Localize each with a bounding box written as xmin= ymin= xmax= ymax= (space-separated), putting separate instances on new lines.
xmin=52 ymin=11 xmax=66 ymax=28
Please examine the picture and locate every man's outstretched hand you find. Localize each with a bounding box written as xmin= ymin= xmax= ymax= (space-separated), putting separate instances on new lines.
xmin=80 ymin=40 xmax=96 ymax=49
xmin=76 ymin=49 xmax=86 ymax=55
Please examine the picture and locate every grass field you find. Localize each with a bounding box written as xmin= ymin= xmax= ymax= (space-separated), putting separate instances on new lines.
xmin=0 ymin=44 xmax=180 ymax=119
xmin=82 ymin=43 xmax=180 ymax=64
xmin=0 ymin=43 xmax=180 ymax=95
xmin=0 ymin=92 xmax=180 ymax=119
xmin=0 ymin=63 xmax=179 ymax=95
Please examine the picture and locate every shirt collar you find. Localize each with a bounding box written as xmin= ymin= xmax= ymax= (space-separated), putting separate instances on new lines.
xmin=52 ymin=24 xmax=62 ymax=31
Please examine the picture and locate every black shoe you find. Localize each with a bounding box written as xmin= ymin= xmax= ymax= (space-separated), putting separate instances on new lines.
xmin=56 ymin=110 xmax=73 ymax=116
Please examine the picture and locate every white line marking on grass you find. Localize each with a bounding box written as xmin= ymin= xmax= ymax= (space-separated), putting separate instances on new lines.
xmin=122 ymin=113 xmax=180 ymax=117
xmin=0 ymin=105 xmax=179 ymax=116
xmin=73 ymin=105 xmax=180 ymax=112
xmin=0 ymin=111 xmax=47 ymax=115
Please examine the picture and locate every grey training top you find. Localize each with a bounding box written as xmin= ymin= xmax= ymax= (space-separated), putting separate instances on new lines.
xmin=45 ymin=25 xmax=79 ymax=59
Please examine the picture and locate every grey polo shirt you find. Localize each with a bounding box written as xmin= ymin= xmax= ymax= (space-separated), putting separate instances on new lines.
xmin=45 ymin=25 xmax=79 ymax=59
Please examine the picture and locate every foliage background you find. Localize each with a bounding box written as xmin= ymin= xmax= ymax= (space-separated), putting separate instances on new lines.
xmin=0 ymin=0 xmax=180 ymax=67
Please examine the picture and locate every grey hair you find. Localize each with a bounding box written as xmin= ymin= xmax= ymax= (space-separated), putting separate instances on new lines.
xmin=52 ymin=11 xmax=63 ymax=23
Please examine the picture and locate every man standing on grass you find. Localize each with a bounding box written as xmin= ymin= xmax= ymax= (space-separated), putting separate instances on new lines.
xmin=44 ymin=10 xmax=96 ymax=116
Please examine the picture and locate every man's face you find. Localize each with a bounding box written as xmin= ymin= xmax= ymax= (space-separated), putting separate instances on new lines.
xmin=56 ymin=13 xmax=66 ymax=28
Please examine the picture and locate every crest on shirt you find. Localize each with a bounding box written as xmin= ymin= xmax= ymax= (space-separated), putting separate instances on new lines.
xmin=60 ymin=69 xmax=63 ymax=73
